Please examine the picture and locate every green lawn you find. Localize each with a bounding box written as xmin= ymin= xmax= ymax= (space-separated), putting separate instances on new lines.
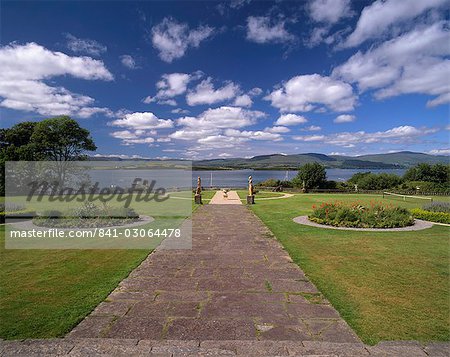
xmin=0 ymin=224 xmax=150 ymax=340
xmin=247 ymin=193 xmax=450 ymax=345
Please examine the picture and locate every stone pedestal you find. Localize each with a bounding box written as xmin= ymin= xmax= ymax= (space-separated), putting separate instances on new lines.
xmin=246 ymin=195 xmax=255 ymax=205
xmin=194 ymin=194 xmax=202 ymax=204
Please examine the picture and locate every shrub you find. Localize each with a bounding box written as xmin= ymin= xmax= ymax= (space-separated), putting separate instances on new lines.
xmin=257 ymin=179 xmax=280 ymax=187
xmin=349 ymin=172 xmax=403 ymax=190
xmin=309 ymin=201 xmax=414 ymax=228
xmin=38 ymin=210 xmax=62 ymax=218
xmin=292 ymin=163 xmax=326 ymax=189
xmin=404 ymin=163 xmax=449 ymax=183
xmin=73 ymin=202 xmax=100 ymax=218
xmin=410 ymin=208 xmax=450 ymax=224
xmin=398 ymin=181 xmax=450 ymax=194
xmin=423 ymin=201 xmax=450 ymax=214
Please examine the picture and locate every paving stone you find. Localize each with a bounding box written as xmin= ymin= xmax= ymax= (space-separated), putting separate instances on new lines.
xmin=300 ymin=341 xmax=369 ymax=356
xmin=1 ymin=339 xmax=74 ymax=356
xmin=67 ymin=338 xmax=138 ymax=356
xmin=104 ymin=317 xmax=166 ymax=339
xmin=424 ymin=342 xmax=450 ymax=356
xmin=200 ymin=340 xmax=290 ymax=356
xmin=286 ymin=302 xmax=340 ymax=319
xmin=166 ymin=319 xmax=256 ymax=340
xmin=67 ymin=316 xmax=114 ymax=338
xmin=366 ymin=341 xmax=427 ymax=356
xmin=91 ymin=301 xmax=133 ymax=317
xmin=257 ymin=324 xmax=313 ymax=341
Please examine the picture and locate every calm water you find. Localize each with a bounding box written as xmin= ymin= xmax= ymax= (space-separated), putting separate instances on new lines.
xmin=88 ymin=168 xmax=407 ymax=188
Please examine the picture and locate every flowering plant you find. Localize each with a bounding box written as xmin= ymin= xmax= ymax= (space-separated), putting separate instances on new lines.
xmin=308 ymin=201 xmax=413 ymax=228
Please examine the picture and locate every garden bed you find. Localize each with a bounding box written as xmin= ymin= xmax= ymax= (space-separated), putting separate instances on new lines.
xmin=308 ymin=201 xmax=414 ymax=229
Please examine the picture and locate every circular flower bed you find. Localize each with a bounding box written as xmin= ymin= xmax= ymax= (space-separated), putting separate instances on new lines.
xmin=33 ymin=202 xmax=140 ymax=228
xmin=308 ymin=201 xmax=414 ymax=229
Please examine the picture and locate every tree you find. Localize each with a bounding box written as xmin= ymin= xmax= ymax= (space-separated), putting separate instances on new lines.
xmin=1 ymin=116 xmax=97 ymax=195
xmin=404 ymin=163 xmax=449 ymax=183
xmin=31 ymin=116 xmax=96 ymax=161
xmin=292 ymin=162 xmax=326 ymax=189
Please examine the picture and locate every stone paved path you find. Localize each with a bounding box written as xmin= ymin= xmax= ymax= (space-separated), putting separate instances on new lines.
xmin=209 ymin=190 xmax=242 ymax=205
xmin=68 ymin=204 xmax=359 ymax=342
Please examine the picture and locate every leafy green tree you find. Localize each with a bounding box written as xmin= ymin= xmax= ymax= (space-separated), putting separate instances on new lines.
xmin=404 ymin=163 xmax=449 ymax=183
xmin=292 ymin=162 xmax=326 ymax=189
xmin=31 ymin=116 xmax=96 ymax=161
xmin=0 ymin=116 xmax=96 ymax=195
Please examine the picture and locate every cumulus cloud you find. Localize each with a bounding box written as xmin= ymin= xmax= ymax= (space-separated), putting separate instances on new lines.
xmin=186 ymin=77 xmax=240 ymax=106
xmin=333 ymin=22 xmax=450 ymax=107
xmin=0 ymin=42 xmax=113 ymax=117
xmin=427 ymin=148 xmax=450 ymax=155
xmin=120 ymin=55 xmax=137 ymax=69
xmin=246 ymin=16 xmax=295 ymax=44
xmin=294 ymin=125 xmax=438 ymax=147
xmin=233 ymin=94 xmax=253 ymax=107
xmin=109 ymin=112 xmax=174 ymax=130
xmin=265 ymin=126 xmax=290 ymax=133
xmin=334 ymin=114 xmax=355 ymax=123
xmin=169 ymin=106 xmax=268 ymax=147
xmin=65 ymin=33 xmax=107 ymax=56
xmin=302 ymin=125 xmax=322 ymax=131
xmin=266 ymin=74 xmax=356 ymax=112
xmin=144 ymin=72 xmax=202 ymax=105
xmin=308 ymin=0 xmax=352 ymax=24
xmin=151 ymin=17 xmax=214 ymax=62
xmin=275 ymin=114 xmax=308 ymax=126
xmin=344 ymin=0 xmax=447 ymax=47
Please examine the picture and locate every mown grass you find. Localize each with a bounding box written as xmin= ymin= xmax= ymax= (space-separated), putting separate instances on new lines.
xmin=248 ymin=193 xmax=450 ymax=345
xmin=0 ymin=224 xmax=150 ymax=339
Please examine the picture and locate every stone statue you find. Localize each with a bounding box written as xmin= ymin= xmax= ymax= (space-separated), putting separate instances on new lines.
xmin=249 ymin=176 xmax=254 ymax=196
xmin=194 ymin=176 xmax=202 ymax=204
xmin=196 ymin=177 xmax=202 ymax=195
xmin=247 ymin=175 xmax=255 ymax=204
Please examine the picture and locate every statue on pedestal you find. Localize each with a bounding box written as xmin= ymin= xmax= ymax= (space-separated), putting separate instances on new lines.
xmin=194 ymin=176 xmax=202 ymax=204
xmin=247 ymin=175 xmax=255 ymax=204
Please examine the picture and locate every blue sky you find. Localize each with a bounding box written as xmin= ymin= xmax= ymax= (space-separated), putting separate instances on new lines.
xmin=1 ymin=0 xmax=449 ymax=159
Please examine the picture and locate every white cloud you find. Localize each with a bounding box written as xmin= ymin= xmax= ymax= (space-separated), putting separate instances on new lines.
xmin=303 ymin=125 xmax=322 ymax=131
xmin=171 ymin=108 xmax=190 ymax=114
xmin=233 ymin=94 xmax=253 ymax=107
xmin=224 ymin=128 xmax=282 ymax=141
xmin=151 ymin=17 xmax=214 ymax=62
xmin=145 ymin=72 xmax=202 ymax=105
xmin=120 ymin=55 xmax=137 ymax=69
xmin=334 ymin=114 xmax=355 ymax=123
xmin=248 ymin=87 xmax=263 ymax=96
xmin=333 ymin=22 xmax=450 ymax=106
xmin=65 ymin=33 xmax=107 ymax=56
xmin=246 ymin=16 xmax=295 ymax=44
xmin=266 ymin=126 xmax=290 ymax=133
xmin=275 ymin=113 xmax=308 ymax=126
xmin=266 ymin=74 xmax=357 ymax=112
xmin=344 ymin=0 xmax=447 ymax=47
xmin=0 ymin=42 xmax=113 ymax=117
xmin=293 ymin=134 xmax=325 ymax=142
xmin=308 ymin=0 xmax=352 ymax=24
xmin=294 ymin=125 xmax=438 ymax=146
xmin=176 ymin=106 xmax=265 ymax=130
xmin=169 ymin=106 xmax=266 ymax=146
xmin=186 ymin=77 xmax=240 ymax=106
xmin=109 ymin=112 xmax=174 ymax=130
xmin=427 ymin=148 xmax=450 ymax=155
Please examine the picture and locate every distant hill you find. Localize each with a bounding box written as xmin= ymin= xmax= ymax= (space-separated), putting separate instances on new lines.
xmin=193 ymin=152 xmax=449 ymax=170
xmin=90 ymin=151 xmax=449 ymax=170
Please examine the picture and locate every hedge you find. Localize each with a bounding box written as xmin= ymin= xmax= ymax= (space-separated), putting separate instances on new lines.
xmin=410 ymin=208 xmax=450 ymax=224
